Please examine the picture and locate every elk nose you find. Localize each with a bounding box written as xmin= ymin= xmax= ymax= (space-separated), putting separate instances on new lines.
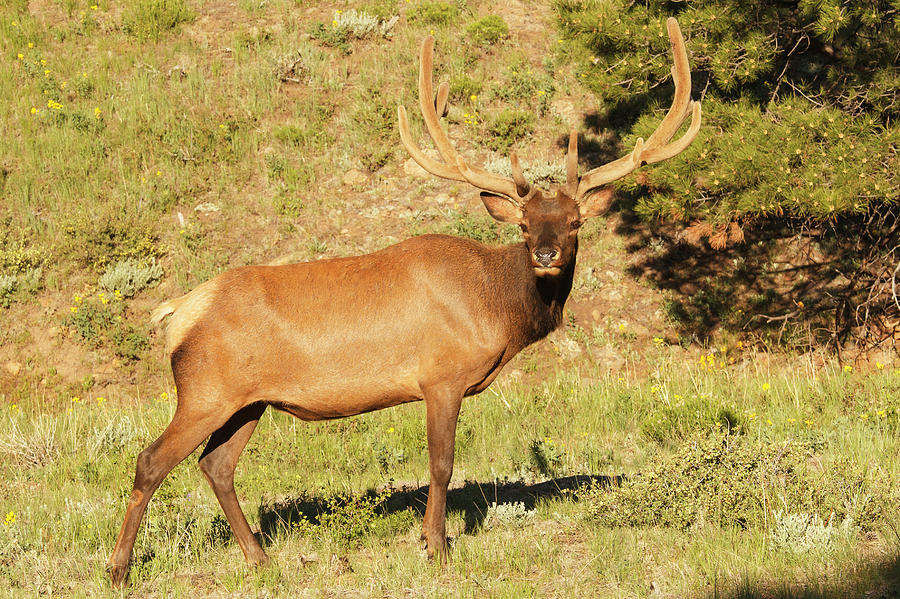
xmin=533 ymin=247 xmax=559 ymax=267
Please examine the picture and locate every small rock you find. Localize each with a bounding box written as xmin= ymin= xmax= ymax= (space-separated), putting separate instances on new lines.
xmin=342 ymin=169 xmax=368 ymax=187
xmin=594 ymin=346 xmax=626 ymax=371
xmin=194 ymin=202 xmax=220 ymax=213
xmin=4 ymin=361 xmax=22 ymax=376
xmin=600 ymin=287 xmax=624 ymax=302
xmin=402 ymin=158 xmax=429 ymax=179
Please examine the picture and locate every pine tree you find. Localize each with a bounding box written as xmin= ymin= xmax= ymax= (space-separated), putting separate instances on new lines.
xmin=555 ymin=0 xmax=900 ymax=348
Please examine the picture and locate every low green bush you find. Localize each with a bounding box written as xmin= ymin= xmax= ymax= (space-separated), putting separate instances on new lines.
xmin=407 ymin=2 xmax=459 ymax=26
xmin=122 ymin=0 xmax=194 ymax=42
xmin=585 ymin=430 xmax=891 ymax=531
xmin=466 ymin=15 xmax=509 ymax=47
xmin=487 ymin=109 xmax=535 ymax=152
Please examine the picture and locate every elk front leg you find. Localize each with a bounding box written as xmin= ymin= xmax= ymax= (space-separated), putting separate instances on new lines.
xmin=421 ymin=385 xmax=463 ymax=562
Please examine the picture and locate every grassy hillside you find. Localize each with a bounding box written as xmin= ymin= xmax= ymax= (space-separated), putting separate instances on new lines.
xmin=1 ymin=0 xmax=899 ymax=597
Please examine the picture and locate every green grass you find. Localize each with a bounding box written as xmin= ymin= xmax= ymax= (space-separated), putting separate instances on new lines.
xmin=1 ymin=355 xmax=898 ymax=597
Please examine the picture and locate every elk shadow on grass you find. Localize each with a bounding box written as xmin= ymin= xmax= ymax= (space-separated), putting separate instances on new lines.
xmin=256 ymin=473 xmax=619 ymax=543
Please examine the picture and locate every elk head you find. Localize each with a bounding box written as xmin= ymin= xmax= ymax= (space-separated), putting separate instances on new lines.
xmin=398 ymin=18 xmax=702 ymax=277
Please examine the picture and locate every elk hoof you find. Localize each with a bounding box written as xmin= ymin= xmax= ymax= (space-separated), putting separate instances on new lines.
xmin=106 ymin=562 xmax=130 ymax=588
xmin=425 ymin=537 xmax=451 ymax=565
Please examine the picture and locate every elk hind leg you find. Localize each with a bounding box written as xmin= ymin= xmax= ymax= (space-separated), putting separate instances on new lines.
xmin=198 ymin=401 xmax=269 ymax=566
xmin=107 ymin=404 xmax=231 ymax=587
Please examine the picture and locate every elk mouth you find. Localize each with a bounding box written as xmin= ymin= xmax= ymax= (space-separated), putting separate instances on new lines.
xmin=533 ymin=266 xmax=562 ymax=277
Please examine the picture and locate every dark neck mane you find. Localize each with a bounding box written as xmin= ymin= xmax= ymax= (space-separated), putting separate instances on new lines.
xmin=494 ymin=242 xmax=576 ymax=353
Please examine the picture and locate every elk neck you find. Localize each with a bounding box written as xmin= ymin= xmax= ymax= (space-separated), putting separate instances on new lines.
xmin=492 ymin=239 xmax=576 ymax=352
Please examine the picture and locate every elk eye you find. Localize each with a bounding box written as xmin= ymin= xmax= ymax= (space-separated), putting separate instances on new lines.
xmin=519 ymin=224 xmax=528 ymax=233
xmin=570 ymin=220 xmax=582 ymax=231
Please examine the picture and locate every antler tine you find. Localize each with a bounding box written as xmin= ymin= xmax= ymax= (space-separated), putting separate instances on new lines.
xmin=397 ymin=105 xmax=466 ymax=182
xmin=435 ymin=81 xmax=449 ymax=118
xmin=398 ymin=36 xmax=529 ymax=204
xmin=418 ymin=37 xmax=460 ymax=166
xmin=565 ymin=130 xmax=578 ymax=196
xmin=575 ymin=17 xmax=702 ymax=204
xmin=509 ymin=153 xmax=531 ymax=197
xmin=643 ymin=18 xmax=693 ymax=149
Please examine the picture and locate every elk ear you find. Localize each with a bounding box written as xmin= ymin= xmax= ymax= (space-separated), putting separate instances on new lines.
xmin=578 ymin=187 xmax=616 ymax=220
xmin=480 ymin=192 xmax=523 ymax=224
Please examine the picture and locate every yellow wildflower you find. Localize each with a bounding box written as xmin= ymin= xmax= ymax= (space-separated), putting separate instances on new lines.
xmin=30 ymin=107 xmax=37 ymax=115
xmin=843 ymin=364 xmax=853 ymax=373
xmin=16 ymin=53 xmax=23 ymax=60
xmin=876 ymin=362 xmax=884 ymax=370
xmin=96 ymin=396 xmax=106 ymax=405
xmin=3 ymin=511 xmax=15 ymax=526
xmin=761 ymin=383 xmax=770 ymax=392
xmin=388 ymin=427 xmax=395 ymax=433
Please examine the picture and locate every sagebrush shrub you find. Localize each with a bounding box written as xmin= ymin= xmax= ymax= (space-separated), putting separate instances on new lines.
xmin=482 ymin=501 xmax=535 ymax=529
xmin=98 ymin=259 xmax=163 ymax=298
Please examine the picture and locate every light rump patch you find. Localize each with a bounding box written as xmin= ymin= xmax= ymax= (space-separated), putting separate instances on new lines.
xmin=151 ymin=277 xmax=220 ymax=355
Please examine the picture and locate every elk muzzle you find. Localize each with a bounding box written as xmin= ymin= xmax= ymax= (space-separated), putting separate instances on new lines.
xmin=533 ymin=247 xmax=559 ymax=267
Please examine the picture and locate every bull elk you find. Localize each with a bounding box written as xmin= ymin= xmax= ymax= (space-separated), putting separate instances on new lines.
xmin=107 ymin=17 xmax=701 ymax=586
